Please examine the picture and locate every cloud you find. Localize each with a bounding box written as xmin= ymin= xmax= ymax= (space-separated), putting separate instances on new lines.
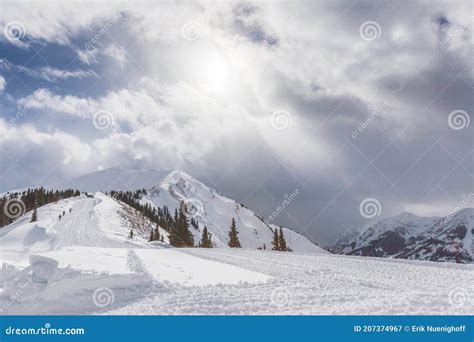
xmin=0 ymin=76 xmax=5 ymax=93
xmin=104 ymin=44 xmax=128 ymax=67
xmin=0 ymin=58 xmax=96 ymax=82
xmin=0 ymin=118 xmax=92 ymax=189
xmin=1 ymin=0 xmax=473 ymax=244
xmin=75 ymin=48 xmax=100 ymax=65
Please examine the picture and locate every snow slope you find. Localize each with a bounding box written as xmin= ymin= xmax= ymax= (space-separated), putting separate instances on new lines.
xmin=0 ymin=194 xmax=271 ymax=314
xmin=108 ymin=248 xmax=474 ymax=315
xmin=140 ymin=169 xmax=325 ymax=253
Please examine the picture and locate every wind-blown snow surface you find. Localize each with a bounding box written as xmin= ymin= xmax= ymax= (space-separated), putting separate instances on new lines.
xmin=108 ymin=249 xmax=474 ymax=315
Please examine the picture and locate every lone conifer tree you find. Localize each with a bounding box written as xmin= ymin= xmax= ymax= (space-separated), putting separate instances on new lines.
xmin=30 ymin=202 xmax=38 ymax=223
xmin=228 ymin=218 xmax=241 ymax=248
xmin=271 ymin=228 xmax=279 ymax=250
xmin=199 ymin=226 xmax=213 ymax=248
xmin=149 ymin=229 xmax=155 ymax=241
xmin=154 ymin=227 xmax=160 ymax=242
xmin=278 ymin=227 xmax=287 ymax=251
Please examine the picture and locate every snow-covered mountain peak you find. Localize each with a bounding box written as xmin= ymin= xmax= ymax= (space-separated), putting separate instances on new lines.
xmin=139 ymin=170 xmax=324 ymax=253
xmin=332 ymin=208 xmax=473 ymax=263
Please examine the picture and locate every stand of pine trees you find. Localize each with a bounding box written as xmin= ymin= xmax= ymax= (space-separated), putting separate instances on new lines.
xmin=271 ymin=226 xmax=291 ymax=251
xmin=149 ymin=226 xmax=161 ymax=242
xmin=111 ymin=191 xmax=215 ymax=248
xmin=168 ymin=207 xmax=195 ymax=247
xmin=0 ymin=187 xmax=80 ymax=228
xmin=228 ymin=218 xmax=241 ymax=248
xmin=110 ymin=190 xmax=175 ymax=231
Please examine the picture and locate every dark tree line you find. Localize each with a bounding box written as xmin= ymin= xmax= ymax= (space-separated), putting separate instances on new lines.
xmin=111 ymin=190 xmax=206 ymax=248
xmin=110 ymin=189 xmax=175 ymax=231
xmin=0 ymin=187 xmax=80 ymax=228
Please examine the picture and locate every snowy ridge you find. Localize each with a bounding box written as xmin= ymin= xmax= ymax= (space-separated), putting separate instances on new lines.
xmin=36 ymin=167 xmax=323 ymax=253
xmin=140 ymin=169 xmax=324 ymax=253
xmin=332 ymin=209 xmax=474 ymax=263
xmin=396 ymin=208 xmax=474 ymax=263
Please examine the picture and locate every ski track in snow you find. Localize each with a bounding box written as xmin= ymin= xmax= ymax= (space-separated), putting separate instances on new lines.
xmin=52 ymin=197 xmax=124 ymax=250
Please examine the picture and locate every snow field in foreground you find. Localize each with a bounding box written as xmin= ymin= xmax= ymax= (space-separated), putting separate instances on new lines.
xmin=107 ymin=248 xmax=474 ymax=315
xmin=0 ymin=247 xmax=271 ymax=314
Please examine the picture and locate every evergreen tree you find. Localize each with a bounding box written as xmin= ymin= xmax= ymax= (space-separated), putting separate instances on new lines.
xmin=168 ymin=224 xmax=182 ymax=247
xmin=149 ymin=229 xmax=155 ymax=241
xmin=154 ymin=227 xmax=160 ymax=242
xmin=30 ymin=202 xmax=38 ymax=223
xmin=271 ymin=228 xmax=279 ymax=250
xmin=278 ymin=227 xmax=287 ymax=251
xmin=228 ymin=218 xmax=241 ymax=248
xmin=199 ymin=226 xmax=213 ymax=248
xmin=169 ymin=204 xmax=194 ymax=247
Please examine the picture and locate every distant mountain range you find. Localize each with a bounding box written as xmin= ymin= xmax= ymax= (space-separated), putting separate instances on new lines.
xmin=330 ymin=209 xmax=473 ymax=263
